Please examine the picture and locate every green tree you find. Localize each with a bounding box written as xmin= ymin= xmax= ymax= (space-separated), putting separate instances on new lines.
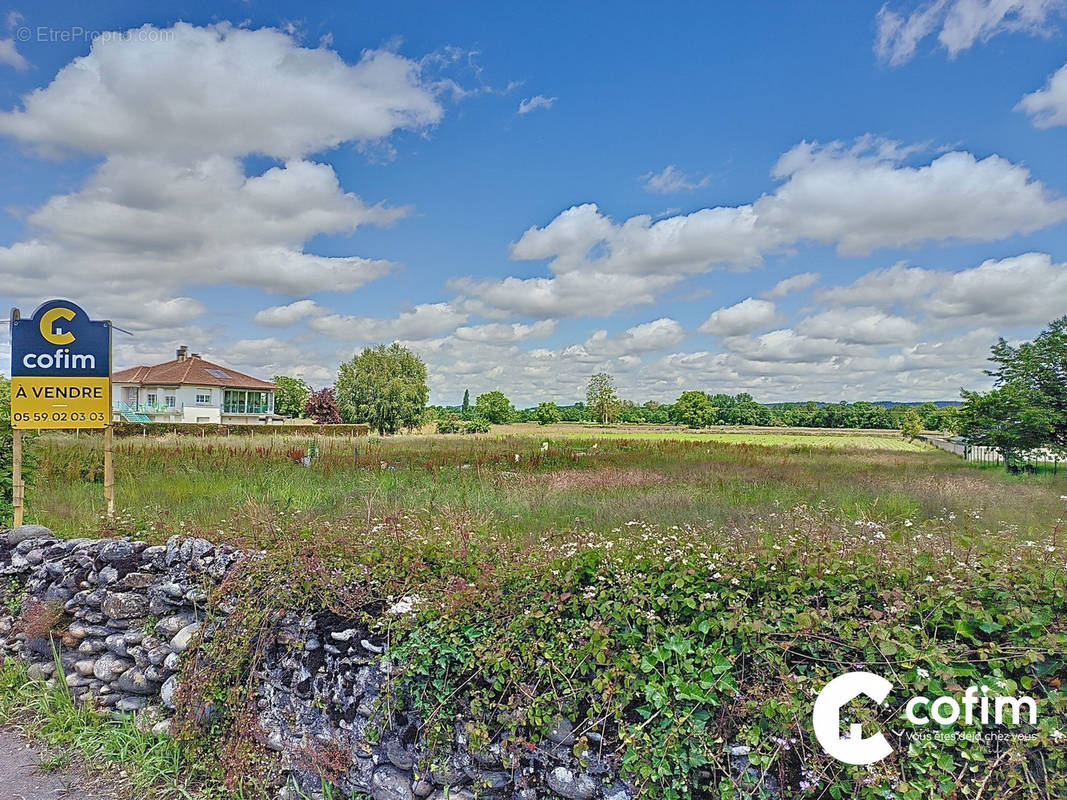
xmin=461 ymin=389 xmax=470 ymax=418
xmin=272 ymin=375 xmax=310 ymax=418
xmin=670 ymin=391 xmax=717 ymax=428
xmin=959 ymin=384 xmax=1053 ymax=467
xmin=618 ymin=400 xmax=647 ymax=424
xmin=984 ymin=316 xmax=1067 ymax=453
xmin=335 ymin=343 xmax=429 ymax=435
xmin=474 ymin=391 xmax=513 ymax=425
xmin=915 ymin=402 xmax=940 ymax=429
xmin=535 ymin=402 xmax=562 ymax=425
xmin=900 ymin=408 xmax=923 ymax=440
xmin=642 ymin=401 xmax=670 ymax=424
xmin=586 ymin=373 xmax=620 ymax=424
xmin=938 ymin=407 xmax=961 ymax=435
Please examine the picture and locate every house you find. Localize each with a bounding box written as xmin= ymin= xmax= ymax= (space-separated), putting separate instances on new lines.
xmin=112 ymin=346 xmax=282 ymax=424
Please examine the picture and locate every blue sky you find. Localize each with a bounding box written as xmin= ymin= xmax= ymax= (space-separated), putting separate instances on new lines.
xmin=1 ymin=1 xmax=1067 ymax=405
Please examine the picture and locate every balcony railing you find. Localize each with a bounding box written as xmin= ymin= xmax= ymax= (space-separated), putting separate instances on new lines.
xmin=113 ymin=401 xmax=181 ymax=414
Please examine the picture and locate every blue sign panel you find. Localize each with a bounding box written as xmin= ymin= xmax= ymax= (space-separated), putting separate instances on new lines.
xmin=11 ymin=299 xmax=111 ymax=378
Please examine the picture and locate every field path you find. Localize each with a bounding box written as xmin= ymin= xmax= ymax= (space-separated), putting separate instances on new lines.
xmin=0 ymin=727 xmax=117 ymax=800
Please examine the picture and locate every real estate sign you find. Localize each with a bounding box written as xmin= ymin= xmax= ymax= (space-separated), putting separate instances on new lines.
xmin=10 ymin=299 xmax=112 ymax=429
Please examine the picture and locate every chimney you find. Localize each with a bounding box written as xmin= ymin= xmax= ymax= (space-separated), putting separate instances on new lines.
xmin=176 ymin=345 xmax=188 ymax=361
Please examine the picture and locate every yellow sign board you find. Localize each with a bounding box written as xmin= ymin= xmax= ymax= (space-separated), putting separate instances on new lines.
xmin=11 ymin=377 xmax=111 ymax=429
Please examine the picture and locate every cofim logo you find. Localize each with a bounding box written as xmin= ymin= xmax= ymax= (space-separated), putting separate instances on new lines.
xmin=39 ymin=306 xmax=77 ymax=345
xmin=813 ymin=671 xmax=1038 ymax=765
xmin=813 ymin=672 xmax=893 ymax=765
xmin=20 ymin=306 xmax=97 ymax=369
xmin=20 ymin=305 xmax=96 ymax=371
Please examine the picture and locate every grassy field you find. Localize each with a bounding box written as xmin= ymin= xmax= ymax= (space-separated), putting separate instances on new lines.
xmin=21 ymin=425 xmax=1062 ymax=544
xmin=9 ymin=425 xmax=1067 ymax=799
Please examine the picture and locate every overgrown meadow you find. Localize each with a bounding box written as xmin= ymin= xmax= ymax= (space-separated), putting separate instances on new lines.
xmin=12 ymin=428 xmax=1067 ymax=798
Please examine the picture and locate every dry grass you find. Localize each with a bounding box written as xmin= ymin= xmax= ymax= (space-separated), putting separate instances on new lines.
xmin=19 ymin=600 xmax=65 ymax=640
xmin=536 ymin=467 xmax=668 ymax=491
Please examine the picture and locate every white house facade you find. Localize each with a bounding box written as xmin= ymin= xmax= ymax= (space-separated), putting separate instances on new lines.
xmin=112 ymin=346 xmax=282 ymax=425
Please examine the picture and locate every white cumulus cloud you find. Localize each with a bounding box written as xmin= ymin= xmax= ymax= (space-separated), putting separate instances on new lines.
xmin=820 ymin=252 xmax=1067 ymax=328
xmin=575 ymin=318 xmax=686 ymax=358
xmin=0 ymin=22 xmax=440 ymax=344
xmin=763 ymin=272 xmax=820 ymax=298
xmin=797 ymin=307 xmax=921 ymax=345
xmin=452 ymin=320 xmax=557 ymax=344
xmin=0 ymin=22 xmax=442 ymax=159
xmin=698 ymin=298 xmax=779 ymax=337
xmin=308 ymin=302 xmax=468 ymax=342
xmin=254 ymin=300 xmax=324 ymax=327
xmin=457 ymin=137 xmax=1066 ymax=320
xmin=1017 ymin=62 xmax=1067 ymax=128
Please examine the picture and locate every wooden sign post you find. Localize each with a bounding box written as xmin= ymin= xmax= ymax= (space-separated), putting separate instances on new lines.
xmin=104 ymin=425 xmax=114 ymax=515
xmin=9 ymin=300 xmax=114 ymax=523
xmin=12 ymin=428 xmax=23 ymax=527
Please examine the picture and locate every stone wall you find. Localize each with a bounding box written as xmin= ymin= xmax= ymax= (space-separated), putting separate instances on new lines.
xmin=0 ymin=524 xmax=237 ymax=728
xmin=0 ymin=525 xmax=633 ymax=800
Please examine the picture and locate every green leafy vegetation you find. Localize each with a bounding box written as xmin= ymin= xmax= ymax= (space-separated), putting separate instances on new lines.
xmin=335 ymin=343 xmax=430 ymax=434
xmin=900 ymin=408 xmax=923 ymax=441
xmin=474 ymin=390 xmax=514 ymax=424
xmin=390 ymin=507 xmax=1065 ymax=799
xmin=586 ymin=372 xmax=621 ymax=424
xmin=536 ymin=401 xmax=563 ymax=425
xmin=271 ymin=376 xmax=310 ymax=418
xmin=671 ymin=390 xmax=718 ymax=428
xmin=960 ymin=316 xmax=1067 ymax=468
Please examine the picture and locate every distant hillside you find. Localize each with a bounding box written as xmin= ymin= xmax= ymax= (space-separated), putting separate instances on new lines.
xmin=870 ymin=400 xmax=962 ymax=408
xmin=770 ymin=400 xmax=961 ymax=409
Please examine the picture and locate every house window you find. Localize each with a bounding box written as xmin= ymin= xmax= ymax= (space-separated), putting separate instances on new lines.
xmin=165 ymin=395 xmax=176 ymax=408
xmin=196 ymin=391 xmax=212 ymax=404
xmin=146 ymin=393 xmax=157 ymax=406
xmin=223 ymin=390 xmax=269 ymax=414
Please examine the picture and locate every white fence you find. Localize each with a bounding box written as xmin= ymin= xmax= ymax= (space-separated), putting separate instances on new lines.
xmin=921 ymin=435 xmax=1062 ymax=471
xmin=921 ymin=436 xmax=1002 ymax=464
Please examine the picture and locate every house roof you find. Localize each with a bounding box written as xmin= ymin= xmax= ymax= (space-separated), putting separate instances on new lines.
xmin=113 ymin=356 xmax=277 ymax=390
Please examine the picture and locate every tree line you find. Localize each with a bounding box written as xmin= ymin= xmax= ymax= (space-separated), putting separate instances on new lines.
xmin=274 ymin=352 xmax=961 ymax=435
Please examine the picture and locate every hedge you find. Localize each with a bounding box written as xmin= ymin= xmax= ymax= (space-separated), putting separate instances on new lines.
xmin=109 ymin=422 xmax=370 ymax=437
